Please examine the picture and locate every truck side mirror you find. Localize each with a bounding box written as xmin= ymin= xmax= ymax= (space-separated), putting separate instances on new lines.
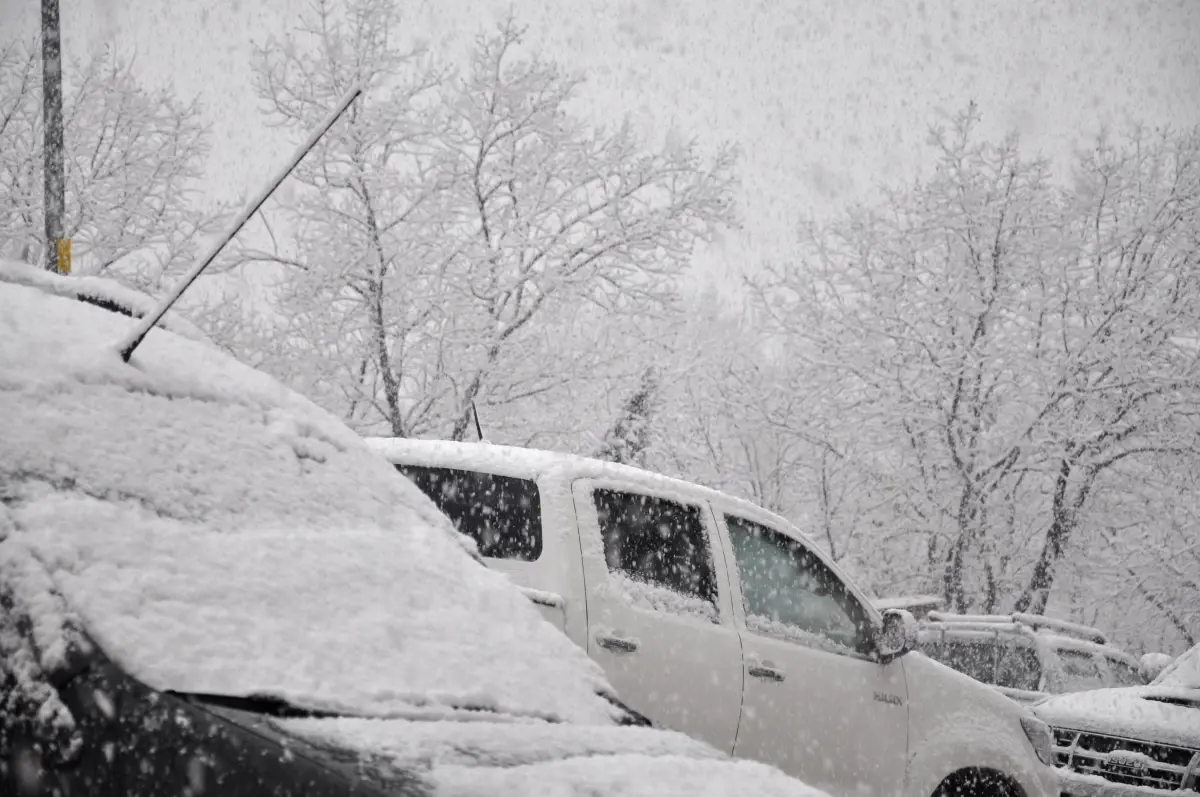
xmin=877 ymin=609 xmax=918 ymax=663
xmin=1139 ymin=652 xmax=1173 ymax=682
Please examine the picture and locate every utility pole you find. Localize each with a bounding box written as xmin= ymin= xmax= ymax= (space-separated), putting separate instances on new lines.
xmin=42 ymin=0 xmax=66 ymax=273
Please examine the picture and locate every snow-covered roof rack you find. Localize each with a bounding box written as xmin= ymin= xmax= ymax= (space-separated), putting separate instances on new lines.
xmin=924 ymin=611 xmax=1108 ymax=645
xmin=873 ymin=594 xmax=944 ymax=618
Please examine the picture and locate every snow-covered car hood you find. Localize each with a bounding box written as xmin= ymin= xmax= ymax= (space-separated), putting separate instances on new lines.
xmin=0 ymin=258 xmax=211 ymax=343
xmin=0 ymin=279 xmax=621 ymax=727
xmin=274 ymin=717 xmax=828 ymax=797
xmin=1033 ymin=686 xmax=1200 ymax=749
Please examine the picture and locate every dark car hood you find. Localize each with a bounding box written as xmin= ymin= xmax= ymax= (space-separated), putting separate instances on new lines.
xmin=271 ymin=716 xmax=824 ymax=797
xmin=176 ymin=701 xmax=432 ymax=795
xmin=1033 ymin=685 xmax=1200 ymax=749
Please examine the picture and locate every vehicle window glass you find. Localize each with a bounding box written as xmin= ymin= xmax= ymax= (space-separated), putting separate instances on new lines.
xmin=1106 ymin=656 xmax=1145 ymax=687
xmin=725 ymin=514 xmax=871 ymax=656
xmin=396 ymin=465 xmax=542 ymax=561
xmin=1055 ymin=649 xmax=1107 ymax=691
xmin=593 ymin=488 xmax=718 ymax=622
xmin=995 ymin=641 xmax=1041 ymax=691
xmin=932 ymin=637 xmax=997 ymax=684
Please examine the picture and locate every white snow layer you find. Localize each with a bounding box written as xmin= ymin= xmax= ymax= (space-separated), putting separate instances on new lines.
xmin=1033 ymin=684 xmax=1200 ymax=749
xmin=277 ymin=717 xmax=828 ymax=797
xmin=0 ymin=258 xmax=211 ymax=343
xmin=365 ymin=437 xmax=804 ymax=539
xmin=0 ymin=282 xmax=619 ymax=726
xmin=435 ymin=754 xmax=827 ymax=797
xmin=609 ymin=571 xmax=719 ymax=623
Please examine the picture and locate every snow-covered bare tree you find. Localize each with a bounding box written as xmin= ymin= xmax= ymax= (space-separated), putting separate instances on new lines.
xmin=1012 ymin=125 xmax=1200 ymax=613
xmin=753 ymin=105 xmax=1060 ymax=610
xmin=215 ymin=0 xmax=454 ymax=437
xmin=222 ymin=1 xmax=738 ymax=441
xmin=0 ymin=38 xmax=221 ymax=286
xmin=752 ymin=107 xmax=1200 ymax=639
xmin=432 ymin=19 xmax=737 ymax=440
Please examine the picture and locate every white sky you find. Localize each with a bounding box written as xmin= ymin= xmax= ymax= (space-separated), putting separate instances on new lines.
xmin=4 ymin=0 xmax=1199 ymax=285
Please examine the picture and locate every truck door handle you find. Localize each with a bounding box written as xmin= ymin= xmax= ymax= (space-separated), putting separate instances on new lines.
xmin=748 ymin=665 xmax=786 ymax=682
xmin=597 ymin=634 xmax=639 ymax=653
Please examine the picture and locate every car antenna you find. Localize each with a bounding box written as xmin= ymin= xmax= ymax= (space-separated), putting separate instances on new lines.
xmin=116 ymin=82 xmax=366 ymax=363
xmin=471 ymin=400 xmax=485 ymax=442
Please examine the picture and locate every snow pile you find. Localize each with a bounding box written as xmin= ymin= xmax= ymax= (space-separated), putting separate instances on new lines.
xmin=608 ymin=571 xmax=719 ymax=624
xmin=0 ymin=258 xmax=210 ymax=344
xmin=0 ymin=281 xmax=620 ymax=728
xmin=277 ymin=717 xmax=827 ymax=797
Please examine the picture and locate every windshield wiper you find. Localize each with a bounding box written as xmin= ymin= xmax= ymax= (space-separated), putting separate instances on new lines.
xmin=171 ymin=691 xmax=347 ymax=719
xmin=1143 ymin=694 xmax=1200 ymax=709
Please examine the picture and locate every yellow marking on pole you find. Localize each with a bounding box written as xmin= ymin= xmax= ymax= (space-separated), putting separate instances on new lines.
xmin=56 ymin=238 xmax=71 ymax=274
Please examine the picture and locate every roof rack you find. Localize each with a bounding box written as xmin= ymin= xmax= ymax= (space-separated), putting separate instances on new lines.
xmin=924 ymin=611 xmax=1108 ymax=645
xmin=873 ymin=594 xmax=944 ymax=619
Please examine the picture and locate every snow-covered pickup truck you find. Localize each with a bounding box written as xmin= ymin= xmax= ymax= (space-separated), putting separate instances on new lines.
xmin=1033 ymin=642 xmax=1200 ymax=797
xmin=0 ymin=261 xmax=827 ymax=797
xmin=365 ymin=437 xmax=1062 ymax=797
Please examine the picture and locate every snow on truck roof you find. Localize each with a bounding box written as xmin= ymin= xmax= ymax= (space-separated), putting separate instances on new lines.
xmin=0 ymin=275 xmax=630 ymax=730
xmin=365 ymin=436 xmax=812 ymax=539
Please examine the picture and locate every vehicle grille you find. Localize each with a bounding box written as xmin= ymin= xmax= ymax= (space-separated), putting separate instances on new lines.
xmin=1052 ymin=728 xmax=1200 ymax=792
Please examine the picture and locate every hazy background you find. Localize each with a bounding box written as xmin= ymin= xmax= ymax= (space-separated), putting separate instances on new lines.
xmin=4 ymin=0 xmax=1199 ymax=283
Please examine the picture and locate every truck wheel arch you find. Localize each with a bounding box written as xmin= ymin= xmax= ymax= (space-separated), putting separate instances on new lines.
xmin=932 ymin=767 xmax=1025 ymax=797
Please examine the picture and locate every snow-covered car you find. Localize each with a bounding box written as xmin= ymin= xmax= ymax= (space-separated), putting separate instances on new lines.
xmin=364 ymin=437 xmax=1062 ymax=797
xmin=916 ymin=612 xmax=1145 ymax=705
xmin=0 ymin=262 xmax=826 ymax=797
xmin=1034 ymin=643 xmax=1200 ymax=797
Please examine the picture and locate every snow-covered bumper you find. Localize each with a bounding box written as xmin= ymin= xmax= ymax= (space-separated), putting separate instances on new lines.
xmin=1049 ymin=727 xmax=1199 ymax=797
xmin=1053 ymin=766 xmax=1199 ymax=797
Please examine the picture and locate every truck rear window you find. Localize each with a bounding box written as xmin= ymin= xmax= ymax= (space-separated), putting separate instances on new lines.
xmin=396 ymin=465 xmax=542 ymax=561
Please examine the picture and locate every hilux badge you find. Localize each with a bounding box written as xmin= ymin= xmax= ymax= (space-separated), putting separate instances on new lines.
xmin=1106 ymin=752 xmax=1146 ymax=771
xmin=873 ymin=691 xmax=903 ymax=706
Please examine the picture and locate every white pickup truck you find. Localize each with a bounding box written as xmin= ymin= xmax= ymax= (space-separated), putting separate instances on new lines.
xmin=366 ymin=438 xmax=1060 ymax=797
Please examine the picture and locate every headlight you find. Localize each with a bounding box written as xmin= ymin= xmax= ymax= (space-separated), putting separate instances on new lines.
xmin=1020 ymin=714 xmax=1056 ymax=767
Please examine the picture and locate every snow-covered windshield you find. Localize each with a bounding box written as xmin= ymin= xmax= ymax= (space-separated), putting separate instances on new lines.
xmin=0 ymin=281 xmax=619 ymax=726
xmin=1151 ymin=644 xmax=1200 ymax=689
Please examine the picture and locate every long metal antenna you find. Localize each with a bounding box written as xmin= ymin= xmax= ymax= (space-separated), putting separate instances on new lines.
xmin=118 ymin=82 xmax=365 ymax=362
xmin=471 ymin=401 xmax=484 ymax=441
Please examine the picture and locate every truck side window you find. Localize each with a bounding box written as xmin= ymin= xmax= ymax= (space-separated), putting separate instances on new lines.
xmin=725 ymin=515 xmax=871 ymax=656
xmin=1106 ymin=656 xmax=1145 ymax=687
xmin=396 ymin=465 xmax=542 ymax=561
xmin=1055 ymin=648 xmax=1107 ymax=691
xmin=995 ymin=641 xmax=1041 ymax=691
xmin=932 ymin=637 xmax=997 ymax=684
xmin=593 ymin=489 xmax=718 ymax=611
